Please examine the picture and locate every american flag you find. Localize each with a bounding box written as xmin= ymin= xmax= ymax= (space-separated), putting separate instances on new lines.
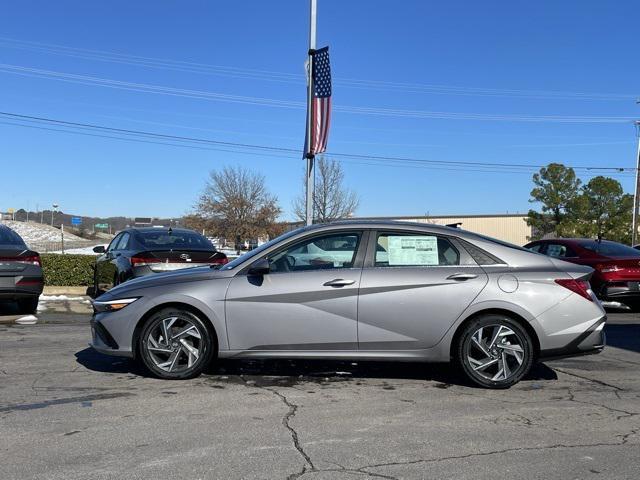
xmin=307 ymin=46 xmax=332 ymax=155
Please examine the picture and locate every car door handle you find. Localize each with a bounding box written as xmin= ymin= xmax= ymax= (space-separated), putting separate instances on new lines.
xmin=446 ymin=273 xmax=478 ymax=281
xmin=323 ymin=279 xmax=356 ymax=287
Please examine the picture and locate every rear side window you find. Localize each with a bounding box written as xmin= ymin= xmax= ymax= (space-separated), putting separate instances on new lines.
xmin=546 ymin=243 xmax=576 ymax=258
xmin=375 ymin=233 xmax=460 ymax=266
xmin=0 ymin=227 xmax=25 ymax=246
xmin=137 ymin=230 xmax=213 ymax=250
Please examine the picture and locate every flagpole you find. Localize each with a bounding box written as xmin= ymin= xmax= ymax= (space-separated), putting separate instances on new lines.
xmin=305 ymin=0 xmax=317 ymax=226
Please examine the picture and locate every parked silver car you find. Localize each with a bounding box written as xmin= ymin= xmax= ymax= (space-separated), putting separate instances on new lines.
xmin=90 ymin=221 xmax=606 ymax=388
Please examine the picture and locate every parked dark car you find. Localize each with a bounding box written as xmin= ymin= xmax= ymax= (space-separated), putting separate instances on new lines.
xmin=0 ymin=224 xmax=43 ymax=313
xmin=91 ymin=227 xmax=227 ymax=297
xmin=524 ymin=238 xmax=640 ymax=310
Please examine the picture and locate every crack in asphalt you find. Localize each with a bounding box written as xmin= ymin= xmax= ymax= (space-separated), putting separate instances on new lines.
xmin=239 ymin=376 xmax=314 ymax=480
xmin=565 ymin=387 xmax=639 ymax=420
xmin=551 ymin=367 xmax=625 ymax=391
xmin=351 ymin=438 xmax=640 ymax=475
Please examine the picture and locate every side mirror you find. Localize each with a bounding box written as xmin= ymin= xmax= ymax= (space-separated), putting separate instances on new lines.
xmin=93 ymin=245 xmax=106 ymax=254
xmin=247 ymin=258 xmax=270 ymax=276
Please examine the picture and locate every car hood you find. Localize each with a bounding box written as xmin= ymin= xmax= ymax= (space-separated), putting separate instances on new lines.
xmin=101 ymin=266 xmax=222 ymax=299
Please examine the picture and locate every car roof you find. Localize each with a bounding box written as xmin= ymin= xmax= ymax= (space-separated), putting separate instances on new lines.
xmin=299 ymin=219 xmax=462 ymax=233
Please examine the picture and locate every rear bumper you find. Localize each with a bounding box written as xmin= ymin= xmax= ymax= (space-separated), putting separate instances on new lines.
xmin=539 ymin=316 xmax=606 ymax=360
xmin=0 ymin=278 xmax=44 ymax=300
xmin=600 ymin=281 xmax=640 ymax=300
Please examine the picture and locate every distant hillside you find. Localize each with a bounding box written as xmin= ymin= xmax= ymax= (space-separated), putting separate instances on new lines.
xmin=8 ymin=209 xmax=184 ymax=233
xmin=1 ymin=220 xmax=86 ymax=246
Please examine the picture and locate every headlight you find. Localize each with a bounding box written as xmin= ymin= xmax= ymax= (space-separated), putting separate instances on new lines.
xmin=92 ymin=297 xmax=139 ymax=313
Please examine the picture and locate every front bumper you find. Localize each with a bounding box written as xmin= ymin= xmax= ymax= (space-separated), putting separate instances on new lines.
xmin=90 ymin=317 xmax=135 ymax=357
xmin=89 ymin=305 xmax=139 ymax=358
xmin=539 ymin=316 xmax=606 ymax=360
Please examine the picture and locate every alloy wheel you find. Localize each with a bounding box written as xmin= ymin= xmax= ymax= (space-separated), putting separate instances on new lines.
xmin=145 ymin=316 xmax=203 ymax=373
xmin=466 ymin=324 xmax=525 ymax=382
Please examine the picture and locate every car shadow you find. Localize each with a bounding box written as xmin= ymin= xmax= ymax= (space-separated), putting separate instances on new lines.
xmin=0 ymin=301 xmax=20 ymax=316
xmin=604 ymin=323 xmax=640 ymax=354
xmin=74 ymin=347 xmax=557 ymax=388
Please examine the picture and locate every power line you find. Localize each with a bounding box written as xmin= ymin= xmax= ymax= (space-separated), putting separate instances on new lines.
xmin=0 ymin=36 xmax=636 ymax=101
xmin=0 ymin=111 xmax=635 ymax=176
xmin=0 ymin=63 xmax=637 ymax=124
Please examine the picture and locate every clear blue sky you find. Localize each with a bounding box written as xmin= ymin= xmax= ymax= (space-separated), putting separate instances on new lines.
xmin=1 ymin=0 xmax=638 ymax=220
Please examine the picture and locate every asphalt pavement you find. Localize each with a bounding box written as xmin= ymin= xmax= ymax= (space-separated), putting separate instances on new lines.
xmin=0 ymin=300 xmax=638 ymax=479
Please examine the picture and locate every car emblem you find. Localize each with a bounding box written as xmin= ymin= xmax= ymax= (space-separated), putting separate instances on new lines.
xmin=180 ymin=254 xmax=191 ymax=262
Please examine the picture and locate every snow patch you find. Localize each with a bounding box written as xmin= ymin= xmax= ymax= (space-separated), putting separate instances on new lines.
xmin=51 ymin=245 xmax=105 ymax=255
xmin=40 ymin=295 xmax=86 ymax=302
xmin=15 ymin=315 xmax=38 ymax=325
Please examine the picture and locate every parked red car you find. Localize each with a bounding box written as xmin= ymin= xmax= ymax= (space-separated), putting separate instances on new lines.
xmin=524 ymin=238 xmax=640 ymax=310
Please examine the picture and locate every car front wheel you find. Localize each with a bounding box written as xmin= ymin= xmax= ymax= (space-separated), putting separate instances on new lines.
xmin=457 ymin=315 xmax=534 ymax=389
xmin=139 ymin=308 xmax=215 ymax=380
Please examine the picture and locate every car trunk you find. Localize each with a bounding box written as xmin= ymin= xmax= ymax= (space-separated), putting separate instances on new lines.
xmin=0 ymin=247 xmax=39 ymax=274
xmin=595 ymin=258 xmax=640 ymax=280
xmin=547 ymin=257 xmax=594 ymax=280
xmin=131 ymin=249 xmax=227 ymax=272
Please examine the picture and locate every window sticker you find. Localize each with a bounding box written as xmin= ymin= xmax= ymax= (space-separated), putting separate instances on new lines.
xmin=387 ymin=236 xmax=438 ymax=266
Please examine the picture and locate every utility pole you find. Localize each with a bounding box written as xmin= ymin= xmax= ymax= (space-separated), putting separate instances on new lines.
xmin=305 ymin=0 xmax=317 ymax=226
xmin=632 ymin=120 xmax=640 ymax=246
xmin=51 ymin=203 xmax=58 ymax=227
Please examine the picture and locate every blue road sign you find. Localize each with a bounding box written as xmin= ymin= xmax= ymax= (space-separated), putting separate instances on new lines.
xmin=71 ymin=217 xmax=82 ymax=225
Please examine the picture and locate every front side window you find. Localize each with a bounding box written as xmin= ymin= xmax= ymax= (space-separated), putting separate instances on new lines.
xmin=526 ymin=244 xmax=543 ymax=253
xmin=116 ymin=232 xmax=131 ymax=251
xmin=107 ymin=233 xmax=122 ymax=253
xmin=268 ymin=232 xmax=361 ymax=273
xmin=375 ymin=233 xmax=460 ymax=267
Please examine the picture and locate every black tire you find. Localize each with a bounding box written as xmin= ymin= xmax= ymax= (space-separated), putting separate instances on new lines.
xmin=17 ymin=296 xmax=39 ymax=315
xmin=138 ymin=308 xmax=216 ymax=380
xmin=457 ymin=314 xmax=534 ymax=389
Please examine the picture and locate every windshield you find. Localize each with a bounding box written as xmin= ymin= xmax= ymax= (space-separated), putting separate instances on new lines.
xmin=136 ymin=230 xmax=214 ymax=250
xmin=219 ymin=227 xmax=305 ymax=270
xmin=578 ymin=240 xmax=639 ymax=257
xmin=0 ymin=227 xmax=26 ymax=247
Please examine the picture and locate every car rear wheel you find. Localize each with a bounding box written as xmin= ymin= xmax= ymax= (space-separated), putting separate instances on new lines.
xmin=457 ymin=315 xmax=533 ymax=389
xmin=17 ymin=296 xmax=39 ymax=315
xmin=139 ymin=308 xmax=215 ymax=380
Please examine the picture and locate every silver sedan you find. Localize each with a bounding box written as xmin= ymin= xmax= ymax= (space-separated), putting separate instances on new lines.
xmin=90 ymin=221 xmax=606 ymax=388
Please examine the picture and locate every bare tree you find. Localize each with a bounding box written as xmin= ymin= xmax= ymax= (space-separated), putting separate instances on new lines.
xmin=192 ymin=166 xmax=281 ymax=245
xmin=293 ymin=157 xmax=359 ymax=223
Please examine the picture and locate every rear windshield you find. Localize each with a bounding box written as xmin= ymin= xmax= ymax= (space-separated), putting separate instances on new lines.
xmin=136 ymin=230 xmax=214 ymax=250
xmin=0 ymin=227 xmax=26 ymax=246
xmin=577 ymin=240 xmax=639 ymax=257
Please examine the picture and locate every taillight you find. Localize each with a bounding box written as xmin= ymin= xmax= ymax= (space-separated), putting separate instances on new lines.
xmin=210 ymin=256 xmax=228 ymax=265
xmin=131 ymin=256 xmax=161 ymax=267
xmin=0 ymin=255 xmax=41 ymax=266
xmin=555 ymin=278 xmax=593 ymax=302
xmin=596 ymin=264 xmax=622 ymax=273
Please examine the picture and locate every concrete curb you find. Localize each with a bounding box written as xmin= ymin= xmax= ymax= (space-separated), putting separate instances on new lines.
xmin=43 ymin=286 xmax=88 ymax=295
